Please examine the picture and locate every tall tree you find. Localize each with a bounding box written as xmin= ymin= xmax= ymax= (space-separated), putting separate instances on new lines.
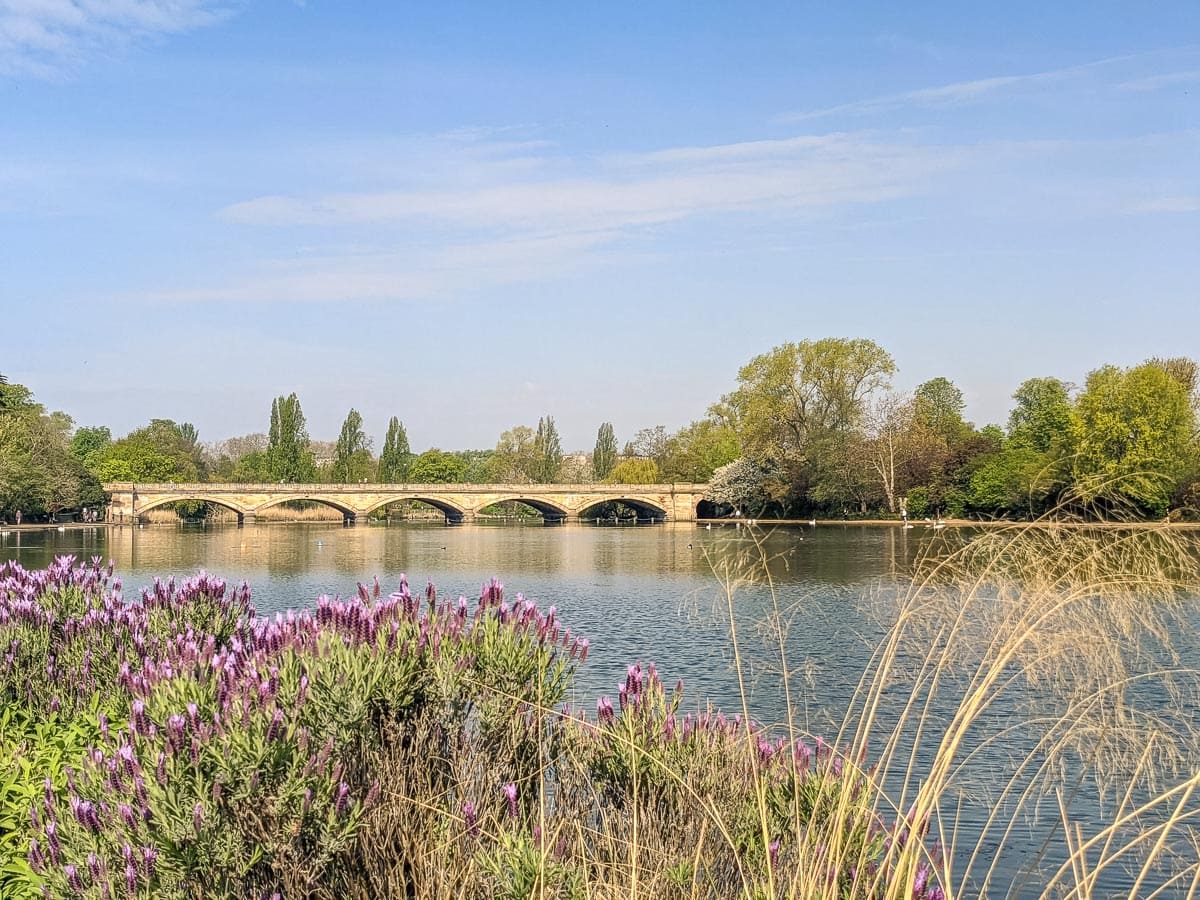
xmin=488 ymin=426 xmax=537 ymax=482
xmin=267 ymin=393 xmax=315 ymax=482
xmin=1008 ymin=377 xmax=1073 ymax=453
xmin=378 ymin=417 xmax=412 ymax=482
xmin=533 ymin=416 xmax=563 ymax=484
xmin=332 ymin=408 xmax=372 ymax=483
xmin=660 ymin=419 xmax=739 ymax=483
xmin=625 ymin=425 xmax=670 ymax=467
xmin=716 ymin=337 xmax=895 ymax=509
xmin=593 ymin=422 xmax=618 ymax=481
xmin=913 ymin=377 xmax=969 ymax=444
xmin=1069 ymin=363 xmax=1197 ymax=516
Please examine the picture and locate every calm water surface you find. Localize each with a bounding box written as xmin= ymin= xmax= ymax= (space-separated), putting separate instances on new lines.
xmin=3 ymin=521 xmax=1197 ymax=895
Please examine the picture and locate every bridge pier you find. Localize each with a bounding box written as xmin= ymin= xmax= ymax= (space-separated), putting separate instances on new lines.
xmin=239 ymin=512 xmax=256 ymax=527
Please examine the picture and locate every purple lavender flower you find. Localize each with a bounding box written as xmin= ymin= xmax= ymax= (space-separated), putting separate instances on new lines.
xmin=192 ymin=802 xmax=204 ymax=833
xmin=462 ymin=801 xmax=479 ymax=838
xmin=64 ymin=863 xmax=83 ymax=892
xmin=334 ymin=782 xmax=351 ymax=817
xmin=503 ymin=782 xmax=518 ymax=819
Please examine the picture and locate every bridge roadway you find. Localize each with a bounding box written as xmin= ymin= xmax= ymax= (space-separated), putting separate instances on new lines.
xmin=102 ymin=482 xmax=710 ymax=525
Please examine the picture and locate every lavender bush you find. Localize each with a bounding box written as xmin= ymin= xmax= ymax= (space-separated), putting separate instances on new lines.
xmin=1 ymin=558 xmax=938 ymax=899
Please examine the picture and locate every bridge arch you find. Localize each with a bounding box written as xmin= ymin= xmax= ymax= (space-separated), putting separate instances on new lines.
xmin=135 ymin=495 xmax=250 ymax=518
xmin=361 ymin=496 xmax=468 ymax=522
xmin=477 ymin=496 xmax=571 ymax=521
xmin=577 ymin=497 xmax=669 ymax=521
xmin=255 ymin=496 xmax=360 ymax=519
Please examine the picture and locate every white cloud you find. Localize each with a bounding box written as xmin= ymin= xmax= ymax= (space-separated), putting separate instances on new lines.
xmin=0 ymin=0 xmax=230 ymax=77
xmin=777 ymin=53 xmax=1138 ymax=122
xmin=220 ymin=132 xmax=955 ymax=234
xmin=1117 ymin=70 xmax=1200 ymax=92
xmin=142 ymin=230 xmax=624 ymax=305
xmin=1136 ymin=196 xmax=1200 ymax=213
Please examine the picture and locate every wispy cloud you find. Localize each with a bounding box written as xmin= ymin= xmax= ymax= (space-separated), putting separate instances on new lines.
xmin=778 ymin=54 xmax=1134 ymax=122
xmin=1136 ymin=196 xmax=1200 ymax=213
xmin=220 ymin=132 xmax=954 ymax=234
xmin=1117 ymin=70 xmax=1200 ymax=92
xmin=0 ymin=0 xmax=231 ymax=78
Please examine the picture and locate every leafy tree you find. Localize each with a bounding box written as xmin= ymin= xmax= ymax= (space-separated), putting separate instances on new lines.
xmin=69 ymin=426 xmax=111 ymax=464
xmin=605 ymin=458 xmax=660 ymax=484
xmin=660 ymin=419 xmax=739 ymax=483
xmin=267 ymin=394 xmax=316 ymax=482
xmin=914 ymin=377 xmax=970 ymax=444
xmin=1008 ymin=377 xmax=1073 ymax=453
xmin=332 ymin=408 xmax=372 ymax=483
xmin=378 ymin=417 xmax=412 ymax=482
xmin=88 ymin=420 xmax=201 ymax=484
xmin=716 ymin=337 xmax=895 ymax=509
xmin=593 ymin=422 xmax=618 ymax=481
xmin=532 ymin=416 xmax=563 ymax=484
xmin=232 ymin=450 xmax=272 ymax=482
xmin=1069 ymin=363 xmax=1197 ymax=516
xmin=207 ymin=433 xmax=268 ymax=481
xmin=409 ymin=449 xmax=468 ymax=483
xmin=488 ymin=426 xmax=537 ymax=482
xmin=454 ymin=449 xmax=494 ymax=483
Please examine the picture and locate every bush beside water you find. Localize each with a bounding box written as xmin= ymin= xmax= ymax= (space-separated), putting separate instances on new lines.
xmin=1 ymin=556 xmax=944 ymax=899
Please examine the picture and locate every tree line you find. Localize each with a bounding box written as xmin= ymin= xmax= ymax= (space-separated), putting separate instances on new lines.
xmin=3 ymin=338 xmax=1198 ymax=521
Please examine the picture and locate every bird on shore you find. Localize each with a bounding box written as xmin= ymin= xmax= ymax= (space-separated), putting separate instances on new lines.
xmin=808 ymin=519 xmax=816 ymax=527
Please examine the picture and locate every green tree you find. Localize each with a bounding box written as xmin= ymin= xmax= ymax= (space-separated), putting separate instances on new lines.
xmin=532 ymin=416 xmax=563 ymax=484
xmin=913 ymin=377 xmax=969 ymax=444
xmin=409 ymin=449 xmax=468 ymax=483
xmin=332 ymin=408 xmax=372 ymax=483
xmin=88 ymin=420 xmax=201 ymax=484
xmin=1 ymin=405 xmax=101 ymax=518
xmin=605 ymin=457 xmax=660 ymax=484
xmin=1069 ymin=363 xmax=1197 ymax=516
xmin=267 ymin=394 xmax=316 ymax=482
xmin=454 ymin=449 xmax=494 ymax=483
xmin=717 ymin=337 xmax=895 ymax=510
xmin=378 ymin=417 xmax=412 ymax=482
xmin=1008 ymin=377 xmax=1073 ymax=453
xmin=660 ymin=419 xmax=739 ymax=482
xmin=488 ymin=426 xmax=537 ymax=482
xmin=593 ymin=422 xmax=618 ymax=481
xmin=706 ymin=458 xmax=776 ymax=516
xmin=69 ymin=426 xmax=112 ymax=464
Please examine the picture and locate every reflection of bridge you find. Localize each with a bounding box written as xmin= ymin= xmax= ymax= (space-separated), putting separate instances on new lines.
xmin=103 ymin=482 xmax=710 ymax=525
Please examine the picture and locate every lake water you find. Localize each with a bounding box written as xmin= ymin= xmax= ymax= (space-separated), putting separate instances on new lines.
xmin=3 ymin=521 xmax=1197 ymax=895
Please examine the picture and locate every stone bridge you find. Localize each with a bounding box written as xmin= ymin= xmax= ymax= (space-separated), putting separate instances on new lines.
xmin=103 ymin=482 xmax=711 ymax=525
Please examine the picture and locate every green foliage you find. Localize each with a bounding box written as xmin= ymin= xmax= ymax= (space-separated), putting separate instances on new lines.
xmin=0 ymin=389 xmax=100 ymax=517
xmin=409 ymin=448 xmax=468 ymax=483
xmin=913 ymin=377 xmax=970 ymax=444
xmin=332 ymin=408 xmax=372 ymax=482
xmin=1008 ymin=377 xmax=1073 ymax=453
xmin=532 ymin=416 xmax=563 ymax=484
xmin=488 ymin=426 xmax=537 ymax=482
xmin=661 ymin=419 xmax=740 ymax=482
xmin=605 ymin=457 xmax=660 ymax=484
xmin=68 ymin=426 xmax=111 ymax=463
xmin=267 ymin=393 xmax=316 ymax=482
xmin=1069 ymin=363 xmax=1198 ymax=516
xmin=378 ymin=416 xmax=412 ymax=482
xmin=592 ymin=422 xmax=618 ymax=482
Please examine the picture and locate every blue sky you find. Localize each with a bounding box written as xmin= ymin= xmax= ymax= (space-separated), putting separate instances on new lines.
xmin=2 ymin=2 xmax=1197 ymax=453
